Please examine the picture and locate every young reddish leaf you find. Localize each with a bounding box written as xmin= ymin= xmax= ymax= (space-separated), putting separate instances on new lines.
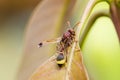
xmin=17 ymin=0 xmax=76 ymax=80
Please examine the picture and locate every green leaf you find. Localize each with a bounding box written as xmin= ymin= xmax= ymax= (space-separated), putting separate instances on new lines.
xmin=82 ymin=16 xmax=120 ymax=80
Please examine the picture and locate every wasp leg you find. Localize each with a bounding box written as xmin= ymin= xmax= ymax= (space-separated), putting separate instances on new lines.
xmin=67 ymin=21 xmax=71 ymax=28
xmin=75 ymin=48 xmax=80 ymax=52
xmin=73 ymin=21 xmax=80 ymax=30
xmin=38 ymin=37 xmax=61 ymax=48
xmin=64 ymin=21 xmax=72 ymax=30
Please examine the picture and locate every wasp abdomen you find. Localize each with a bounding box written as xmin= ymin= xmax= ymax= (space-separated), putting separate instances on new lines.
xmin=56 ymin=53 xmax=66 ymax=67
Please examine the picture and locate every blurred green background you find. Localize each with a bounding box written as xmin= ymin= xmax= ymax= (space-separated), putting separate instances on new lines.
xmin=0 ymin=0 xmax=41 ymax=80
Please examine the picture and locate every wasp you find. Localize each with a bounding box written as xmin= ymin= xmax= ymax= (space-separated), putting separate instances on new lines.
xmin=38 ymin=21 xmax=80 ymax=68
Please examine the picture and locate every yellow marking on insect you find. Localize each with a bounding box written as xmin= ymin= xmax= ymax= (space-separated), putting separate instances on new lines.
xmin=56 ymin=59 xmax=66 ymax=65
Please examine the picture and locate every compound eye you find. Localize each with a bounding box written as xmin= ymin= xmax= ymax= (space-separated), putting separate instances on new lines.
xmin=56 ymin=53 xmax=64 ymax=61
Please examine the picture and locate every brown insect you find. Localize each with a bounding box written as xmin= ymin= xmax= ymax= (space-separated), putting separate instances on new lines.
xmin=38 ymin=21 xmax=80 ymax=67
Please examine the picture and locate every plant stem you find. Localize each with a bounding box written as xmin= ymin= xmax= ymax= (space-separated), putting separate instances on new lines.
xmin=110 ymin=1 xmax=120 ymax=41
xmin=75 ymin=0 xmax=97 ymax=43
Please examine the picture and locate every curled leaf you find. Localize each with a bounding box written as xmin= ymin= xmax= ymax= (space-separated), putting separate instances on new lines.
xmin=30 ymin=42 xmax=88 ymax=80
